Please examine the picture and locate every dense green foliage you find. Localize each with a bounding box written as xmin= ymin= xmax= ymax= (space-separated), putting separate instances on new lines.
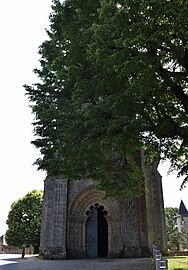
xmin=5 ymin=190 xmax=43 ymax=252
xmin=165 ymin=207 xmax=179 ymax=250
xmin=25 ymin=0 xmax=188 ymax=196
xmin=165 ymin=207 xmax=178 ymax=240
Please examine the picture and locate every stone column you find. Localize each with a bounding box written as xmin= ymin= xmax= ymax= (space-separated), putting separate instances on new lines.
xmin=39 ymin=177 xmax=68 ymax=259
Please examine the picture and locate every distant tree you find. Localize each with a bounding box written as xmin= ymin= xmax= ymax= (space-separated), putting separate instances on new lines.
xmin=179 ymin=232 xmax=188 ymax=250
xmin=5 ymin=190 xmax=43 ymax=258
xmin=25 ymin=0 xmax=188 ymax=197
xmin=167 ymin=231 xmax=180 ymax=251
xmin=165 ymin=207 xmax=178 ymax=241
xmin=165 ymin=207 xmax=179 ymax=250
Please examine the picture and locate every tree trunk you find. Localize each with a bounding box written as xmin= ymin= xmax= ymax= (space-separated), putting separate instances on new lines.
xmin=21 ymin=246 xmax=25 ymax=259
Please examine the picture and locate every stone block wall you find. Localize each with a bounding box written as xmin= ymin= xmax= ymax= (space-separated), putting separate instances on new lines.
xmin=141 ymin=150 xmax=167 ymax=253
xmin=40 ymin=177 xmax=68 ymax=259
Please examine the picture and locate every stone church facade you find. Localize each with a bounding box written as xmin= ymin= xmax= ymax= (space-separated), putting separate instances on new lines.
xmin=39 ymin=152 xmax=166 ymax=259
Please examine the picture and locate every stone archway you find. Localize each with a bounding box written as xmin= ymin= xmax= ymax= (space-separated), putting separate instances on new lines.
xmin=68 ymin=186 xmax=121 ymax=259
xmin=85 ymin=203 xmax=108 ymax=258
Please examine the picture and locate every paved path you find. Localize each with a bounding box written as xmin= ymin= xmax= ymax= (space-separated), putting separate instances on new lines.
xmin=0 ymin=254 xmax=152 ymax=270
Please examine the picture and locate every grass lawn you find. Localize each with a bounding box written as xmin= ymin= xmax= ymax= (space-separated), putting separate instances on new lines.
xmin=166 ymin=256 xmax=188 ymax=270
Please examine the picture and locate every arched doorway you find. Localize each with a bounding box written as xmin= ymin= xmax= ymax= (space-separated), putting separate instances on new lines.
xmin=85 ymin=203 xmax=108 ymax=258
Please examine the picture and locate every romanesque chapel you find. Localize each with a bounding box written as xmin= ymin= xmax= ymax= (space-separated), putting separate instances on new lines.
xmin=39 ymin=152 xmax=166 ymax=259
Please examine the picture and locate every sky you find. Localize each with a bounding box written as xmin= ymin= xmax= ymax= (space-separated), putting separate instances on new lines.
xmin=0 ymin=0 xmax=187 ymax=236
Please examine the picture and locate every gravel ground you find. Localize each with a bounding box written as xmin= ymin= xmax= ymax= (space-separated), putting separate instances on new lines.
xmin=0 ymin=254 xmax=152 ymax=270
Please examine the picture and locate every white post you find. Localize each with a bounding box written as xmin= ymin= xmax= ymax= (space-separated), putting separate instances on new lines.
xmin=159 ymin=259 xmax=168 ymax=269
xmin=155 ymin=253 xmax=162 ymax=270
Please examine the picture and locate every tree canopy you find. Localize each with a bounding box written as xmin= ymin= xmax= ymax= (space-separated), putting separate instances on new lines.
xmin=165 ymin=207 xmax=179 ymax=250
xmin=25 ymin=0 xmax=188 ymax=197
xmin=5 ymin=190 xmax=43 ymax=252
xmin=165 ymin=207 xmax=178 ymax=241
